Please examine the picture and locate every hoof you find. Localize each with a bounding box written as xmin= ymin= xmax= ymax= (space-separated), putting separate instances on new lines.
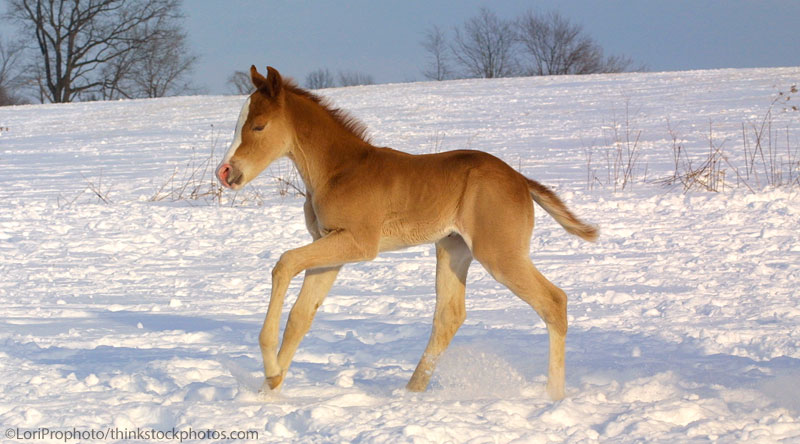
xmin=405 ymin=380 xmax=427 ymax=392
xmin=267 ymin=373 xmax=284 ymax=390
xmin=547 ymin=383 xmax=565 ymax=401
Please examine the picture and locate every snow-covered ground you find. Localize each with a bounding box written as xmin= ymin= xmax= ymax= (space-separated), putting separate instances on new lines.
xmin=1 ymin=67 xmax=799 ymax=442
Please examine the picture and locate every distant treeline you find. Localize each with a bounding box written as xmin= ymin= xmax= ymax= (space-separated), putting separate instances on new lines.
xmin=0 ymin=3 xmax=642 ymax=105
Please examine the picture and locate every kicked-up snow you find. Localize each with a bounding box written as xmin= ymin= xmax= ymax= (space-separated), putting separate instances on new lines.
xmin=1 ymin=67 xmax=799 ymax=442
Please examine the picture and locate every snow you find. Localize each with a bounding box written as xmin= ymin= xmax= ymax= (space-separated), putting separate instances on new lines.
xmin=1 ymin=67 xmax=800 ymax=442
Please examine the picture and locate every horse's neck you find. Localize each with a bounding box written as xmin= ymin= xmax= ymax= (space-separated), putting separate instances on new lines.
xmin=287 ymin=95 xmax=371 ymax=194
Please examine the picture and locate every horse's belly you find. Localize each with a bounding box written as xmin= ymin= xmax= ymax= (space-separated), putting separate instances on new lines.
xmin=378 ymin=222 xmax=456 ymax=252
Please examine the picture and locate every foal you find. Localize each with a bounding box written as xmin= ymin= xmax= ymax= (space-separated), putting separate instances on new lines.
xmin=216 ymin=66 xmax=597 ymax=400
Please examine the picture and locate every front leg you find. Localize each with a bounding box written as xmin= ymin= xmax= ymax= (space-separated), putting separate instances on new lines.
xmin=259 ymin=229 xmax=378 ymax=389
xmin=264 ymin=265 xmax=341 ymax=390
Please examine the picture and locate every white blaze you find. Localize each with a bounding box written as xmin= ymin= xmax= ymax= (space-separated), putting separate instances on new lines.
xmin=218 ymin=96 xmax=251 ymax=168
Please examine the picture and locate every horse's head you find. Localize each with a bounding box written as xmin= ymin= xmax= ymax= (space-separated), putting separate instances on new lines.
xmin=216 ymin=66 xmax=293 ymax=190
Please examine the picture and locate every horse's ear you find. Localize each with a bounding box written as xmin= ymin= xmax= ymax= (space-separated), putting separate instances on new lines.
xmin=264 ymin=66 xmax=282 ymax=98
xmin=250 ymin=65 xmax=268 ymax=91
xmin=250 ymin=65 xmax=282 ymax=98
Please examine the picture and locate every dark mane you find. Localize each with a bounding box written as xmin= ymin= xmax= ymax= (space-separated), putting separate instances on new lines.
xmin=283 ymin=79 xmax=372 ymax=144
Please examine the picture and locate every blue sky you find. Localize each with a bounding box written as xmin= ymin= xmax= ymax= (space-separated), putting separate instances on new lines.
xmin=184 ymin=0 xmax=800 ymax=94
xmin=6 ymin=1 xmax=799 ymax=95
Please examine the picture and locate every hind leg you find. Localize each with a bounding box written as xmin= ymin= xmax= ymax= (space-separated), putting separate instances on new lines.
xmin=462 ymin=177 xmax=568 ymax=399
xmin=407 ymin=234 xmax=472 ymax=392
xmin=479 ymin=253 xmax=568 ymax=400
xmin=469 ymin=215 xmax=568 ymax=400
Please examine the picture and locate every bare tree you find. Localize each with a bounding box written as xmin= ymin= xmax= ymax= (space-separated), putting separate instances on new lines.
xmin=0 ymin=38 xmax=26 ymax=105
xmin=421 ymin=25 xmax=452 ymax=81
xmin=6 ymin=0 xmax=191 ymax=103
xmin=0 ymin=87 xmax=15 ymax=106
xmin=451 ymin=8 xmax=518 ymax=79
xmin=110 ymin=25 xmax=197 ymax=98
xmin=227 ymin=70 xmax=254 ymax=95
xmin=305 ymin=68 xmax=336 ymax=90
xmin=99 ymin=49 xmax=136 ymax=100
xmin=338 ymin=71 xmax=374 ymax=87
xmin=516 ymin=10 xmax=634 ymax=76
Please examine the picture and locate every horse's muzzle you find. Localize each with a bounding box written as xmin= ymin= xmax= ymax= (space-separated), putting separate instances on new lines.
xmin=216 ymin=163 xmax=243 ymax=189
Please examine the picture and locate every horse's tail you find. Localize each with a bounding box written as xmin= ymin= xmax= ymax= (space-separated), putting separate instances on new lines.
xmin=526 ymin=178 xmax=599 ymax=242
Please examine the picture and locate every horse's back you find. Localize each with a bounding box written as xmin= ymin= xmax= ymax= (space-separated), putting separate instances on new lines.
xmin=368 ymin=148 xmax=533 ymax=248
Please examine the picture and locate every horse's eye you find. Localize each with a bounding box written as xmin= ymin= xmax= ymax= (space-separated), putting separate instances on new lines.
xmin=252 ymin=125 xmax=265 ymax=132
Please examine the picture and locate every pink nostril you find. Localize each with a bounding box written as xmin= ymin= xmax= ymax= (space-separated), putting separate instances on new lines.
xmin=217 ymin=164 xmax=232 ymax=186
